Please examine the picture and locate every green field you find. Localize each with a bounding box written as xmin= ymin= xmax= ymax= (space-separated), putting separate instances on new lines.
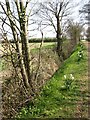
xmin=0 ymin=42 xmax=56 ymax=53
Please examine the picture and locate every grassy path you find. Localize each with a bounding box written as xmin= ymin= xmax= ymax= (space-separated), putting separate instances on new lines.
xmin=17 ymin=42 xmax=89 ymax=118
xmin=82 ymin=41 xmax=90 ymax=118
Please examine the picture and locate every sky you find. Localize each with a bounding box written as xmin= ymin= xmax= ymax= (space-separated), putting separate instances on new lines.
xmin=0 ymin=0 xmax=89 ymax=39
xmin=29 ymin=0 xmax=89 ymax=38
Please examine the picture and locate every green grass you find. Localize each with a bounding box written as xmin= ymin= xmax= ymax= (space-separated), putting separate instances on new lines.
xmin=30 ymin=40 xmax=71 ymax=57
xmin=16 ymin=42 xmax=88 ymax=118
xmin=31 ymin=44 xmax=56 ymax=53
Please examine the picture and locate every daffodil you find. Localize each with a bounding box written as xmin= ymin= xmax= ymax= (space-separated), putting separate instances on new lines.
xmin=64 ymin=75 xmax=66 ymax=79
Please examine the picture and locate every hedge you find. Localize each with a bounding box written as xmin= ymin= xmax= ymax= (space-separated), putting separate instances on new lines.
xmin=28 ymin=37 xmax=57 ymax=43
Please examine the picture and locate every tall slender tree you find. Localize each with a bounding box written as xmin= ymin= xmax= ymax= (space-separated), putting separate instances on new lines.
xmin=0 ymin=0 xmax=32 ymax=88
xmin=37 ymin=0 xmax=73 ymax=59
xmin=66 ymin=20 xmax=83 ymax=44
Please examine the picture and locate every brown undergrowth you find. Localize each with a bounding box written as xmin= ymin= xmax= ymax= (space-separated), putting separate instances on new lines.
xmin=2 ymin=41 xmax=75 ymax=118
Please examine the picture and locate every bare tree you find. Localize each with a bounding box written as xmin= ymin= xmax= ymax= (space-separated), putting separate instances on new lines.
xmin=37 ymin=0 xmax=74 ymax=59
xmin=0 ymin=0 xmax=34 ymax=88
xmin=66 ymin=20 xmax=83 ymax=44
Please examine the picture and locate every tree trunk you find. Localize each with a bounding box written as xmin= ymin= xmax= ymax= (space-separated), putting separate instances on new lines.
xmin=6 ymin=0 xmax=30 ymax=88
xmin=56 ymin=16 xmax=63 ymax=60
xmin=19 ymin=1 xmax=31 ymax=85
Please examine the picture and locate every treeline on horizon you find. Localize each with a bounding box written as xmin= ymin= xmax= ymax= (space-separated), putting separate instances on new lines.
xmin=1 ymin=37 xmax=57 ymax=43
xmin=1 ymin=37 xmax=71 ymax=43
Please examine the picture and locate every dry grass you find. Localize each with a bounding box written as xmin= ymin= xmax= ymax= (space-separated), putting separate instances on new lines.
xmin=1 ymin=41 xmax=76 ymax=118
xmin=0 ymin=43 xmax=56 ymax=55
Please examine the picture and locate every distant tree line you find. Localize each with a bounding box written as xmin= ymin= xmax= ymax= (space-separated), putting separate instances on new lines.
xmin=1 ymin=37 xmax=57 ymax=43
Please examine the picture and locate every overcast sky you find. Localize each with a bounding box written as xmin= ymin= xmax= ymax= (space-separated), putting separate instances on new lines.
xmin=29 ymin=0 xmax=89 ymax=38
xmin=0 ymin=0 xmax=89 ymax=39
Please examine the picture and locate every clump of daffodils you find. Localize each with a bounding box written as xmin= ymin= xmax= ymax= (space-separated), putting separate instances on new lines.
xmin=61 ymin=74 xmax=74 ymax=90
xmin=64 ymin=74 xmax=74 ymax=80
xmin=77 ymin=50 xmax=84 ymax=61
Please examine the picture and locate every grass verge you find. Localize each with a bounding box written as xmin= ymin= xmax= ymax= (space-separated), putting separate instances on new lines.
xmin=16 ymin=42 xmax=88 ymax=118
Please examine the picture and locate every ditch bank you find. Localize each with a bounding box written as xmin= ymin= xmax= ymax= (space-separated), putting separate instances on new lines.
xmin=2 ymin=41 xmax=75 ymax=118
